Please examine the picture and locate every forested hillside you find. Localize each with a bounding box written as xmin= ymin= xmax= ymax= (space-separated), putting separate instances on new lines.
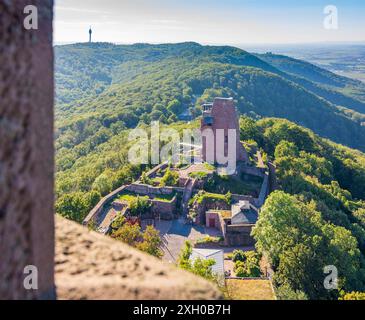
xmin=55 ymin=112 xmax=365 ymax=299
xmin=55 ymin=42 xmax=275 ymax=107
xmin=257 ymin=52 xmax=365 ymax=117
xmin=54 ymin=42 xmax=365 ymax=225
xmin=241 ymin=117 xmax=365 ymax=299
xmin=55 ymin=42 xmax=365 ymax=156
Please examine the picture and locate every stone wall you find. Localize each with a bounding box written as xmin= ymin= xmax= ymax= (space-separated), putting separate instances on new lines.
xmin=126 ymin=183 xmax=176 ymax=195
xmin=225 ymin=224 xmax=255 ymax=246
xmin=145 ymin=162 xmax=168 ymax=179
xmin=240 ymin=164 xmax=266 ymax=178
xmin=84 ymin=182 xmax=185 ymax=227
xmin=83 ymin=185 xmax=127 ymax=225
xmin=268 ymin=162 xmax=278 ymax=192
xmin=205 ymin=211 xmax=221 ymax=229
xmin=233 ymin=165 xmax=270 ymax=208
xmin=0 ymin=0 xmax=55 ymax=300
xmin=231 ymin=194 xmax=256 ymax=204
xmin=257 ymin=172 xmax=269 ymax=207
xmin=194 ymin=198 xmax=230 ymax=225
xmin=151 ymin=195 xmax=178 ymax=220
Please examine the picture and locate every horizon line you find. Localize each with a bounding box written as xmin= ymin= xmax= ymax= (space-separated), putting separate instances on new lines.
xmin=53 ymin=40 xmax=365 ymax=47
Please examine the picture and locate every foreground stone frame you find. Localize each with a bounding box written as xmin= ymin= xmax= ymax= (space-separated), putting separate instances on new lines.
xmin=0 ymin=0 xmax=55 ymax=299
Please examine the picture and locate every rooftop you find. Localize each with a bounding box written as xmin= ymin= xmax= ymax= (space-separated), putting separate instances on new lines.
xmin=192 ymin=248 xmax=223 ymax=258
xmin=214 ymin=97 xmax=234 ymax=102
xmin=231 ymin=201 xmax=258 ymax=224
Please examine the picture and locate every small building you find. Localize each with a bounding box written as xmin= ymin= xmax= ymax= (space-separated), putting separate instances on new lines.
xmin=191 ymin=248 xmax=225 ymax=279
xmin=205 ymin=201 xmax=259 ymax=247
xmin=206 ymin=210 xmax=230 ymax=231
xmin=231 ymin=200 xmax=258 ymax=225
xmin=225 ymin=201 xmax=258 ymax=246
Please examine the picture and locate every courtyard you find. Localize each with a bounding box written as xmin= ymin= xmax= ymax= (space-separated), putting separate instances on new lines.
xmin=154 ymin=218 xmax=254 ymax=264
xmin=154 ymin=218 xmax=221 ymax=262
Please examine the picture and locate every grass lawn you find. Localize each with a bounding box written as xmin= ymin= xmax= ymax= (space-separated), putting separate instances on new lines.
xmin=204 ymin=163 xmax=215 ymax=170
xmin=119 ymin=192 xmax=150 ymax=204
xmin=153 ymin=193 xmax=176 ymax=202
xmin=205 ymin=173 xmax=263 ymax=196
xmin=196 ymin=235 xmax=223 ymax=244
xmin=193 ymin=192 xmax=229 ymax=205
xmin=119 ymin=191 xmax=175 ymax=203
xmin=119 ymin=192 xmax=140 ymax=203
xmin=225 ymin=279 xmax=276 ymax=300
xmin=188 ymin=171 xmax=209 ymax=180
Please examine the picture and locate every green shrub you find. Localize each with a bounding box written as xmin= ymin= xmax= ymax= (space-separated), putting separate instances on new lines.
xmin=177 ymin=241 xmax=217 ymax=282
xmin=129 ymin=195 xmax=151 ymax=216
xmin=339 ymin=291 xmax=365 ymax=300
xmin=188 ymin=171 xmax=208 ymax=180
xmin=196 ymin=236 xmax=222 ymax=244
xmin=233 ymin=251 xmax=261 ymax=278
xmin=111 ymin=214 xmax=126 ymax=230
xmin=275 ymin=283 xmax=308 ymax=300
xmin=160 ymin=169 xmax=179 ymax=187
xmin=140 ymin=172 xmax=152 ymax=185
xmin=204 ymin=163 xmax=215 ymax=170
xmin=193 ymin=191 xmax=231 ymax=205
xmin=232 ymin=250 xmax=246 ymax=262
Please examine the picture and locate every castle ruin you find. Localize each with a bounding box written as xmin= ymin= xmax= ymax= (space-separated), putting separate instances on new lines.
xmin=200 ymin=97 xmax=248 ymax=166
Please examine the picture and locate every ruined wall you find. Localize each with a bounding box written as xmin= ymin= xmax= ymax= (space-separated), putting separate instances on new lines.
xmin=240 ymin=164 xmax=266 ymax=177
xmin=0 ymin=0 xmax=55 ymax=299
xmin=257 ymin=172 xmax=269 ymax=207
xmin=83 ymin=185 xmax=127 ymax=225
xmin=126 ymin=184 xmax=175 ymax=195
xmin=205 ymin=211 xmax=221 ymax=229
xmin=268 ymin=162 xmax=278 ymax=192
xmin=225 ymin=225 xmax=255 ymax=246
xmin=144 ymin=162 xmax=169 ymax=178
xmin=84 ymin=182 xmax=184 ymax=226
xmin=151 ymin=196 xmax=177 ymax=220
xmin=194 ymin=198 xmax=230 ymax=225
xmin=231 ymin=194 xmax=256 ymax=204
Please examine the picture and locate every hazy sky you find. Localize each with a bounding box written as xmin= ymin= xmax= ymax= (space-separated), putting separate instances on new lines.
xmin=54 ymin=0 xmax=365 ymax=45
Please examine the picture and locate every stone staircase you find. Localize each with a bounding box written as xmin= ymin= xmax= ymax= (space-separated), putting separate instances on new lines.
xmin=182 ymin=179 xmax=196 ymax=217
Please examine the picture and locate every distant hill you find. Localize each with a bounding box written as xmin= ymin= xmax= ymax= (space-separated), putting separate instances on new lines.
xmin=55 ymin=42 xmax=365 ymax=153
xmin=55 ymin=42 xmax=277 ymax=106
xmin=256 ymin=53 xmax=365 ymax=113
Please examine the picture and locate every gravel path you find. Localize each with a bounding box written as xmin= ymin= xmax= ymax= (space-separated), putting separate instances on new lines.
xmin=159 ymin=218 xmax=208 ymax=263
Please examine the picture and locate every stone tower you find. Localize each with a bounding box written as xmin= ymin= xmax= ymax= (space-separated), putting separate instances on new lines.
xmin=200 ymin=97 xmax=247 ymax=165
xmin=89 ymin=26 xmax=92 ymax=43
